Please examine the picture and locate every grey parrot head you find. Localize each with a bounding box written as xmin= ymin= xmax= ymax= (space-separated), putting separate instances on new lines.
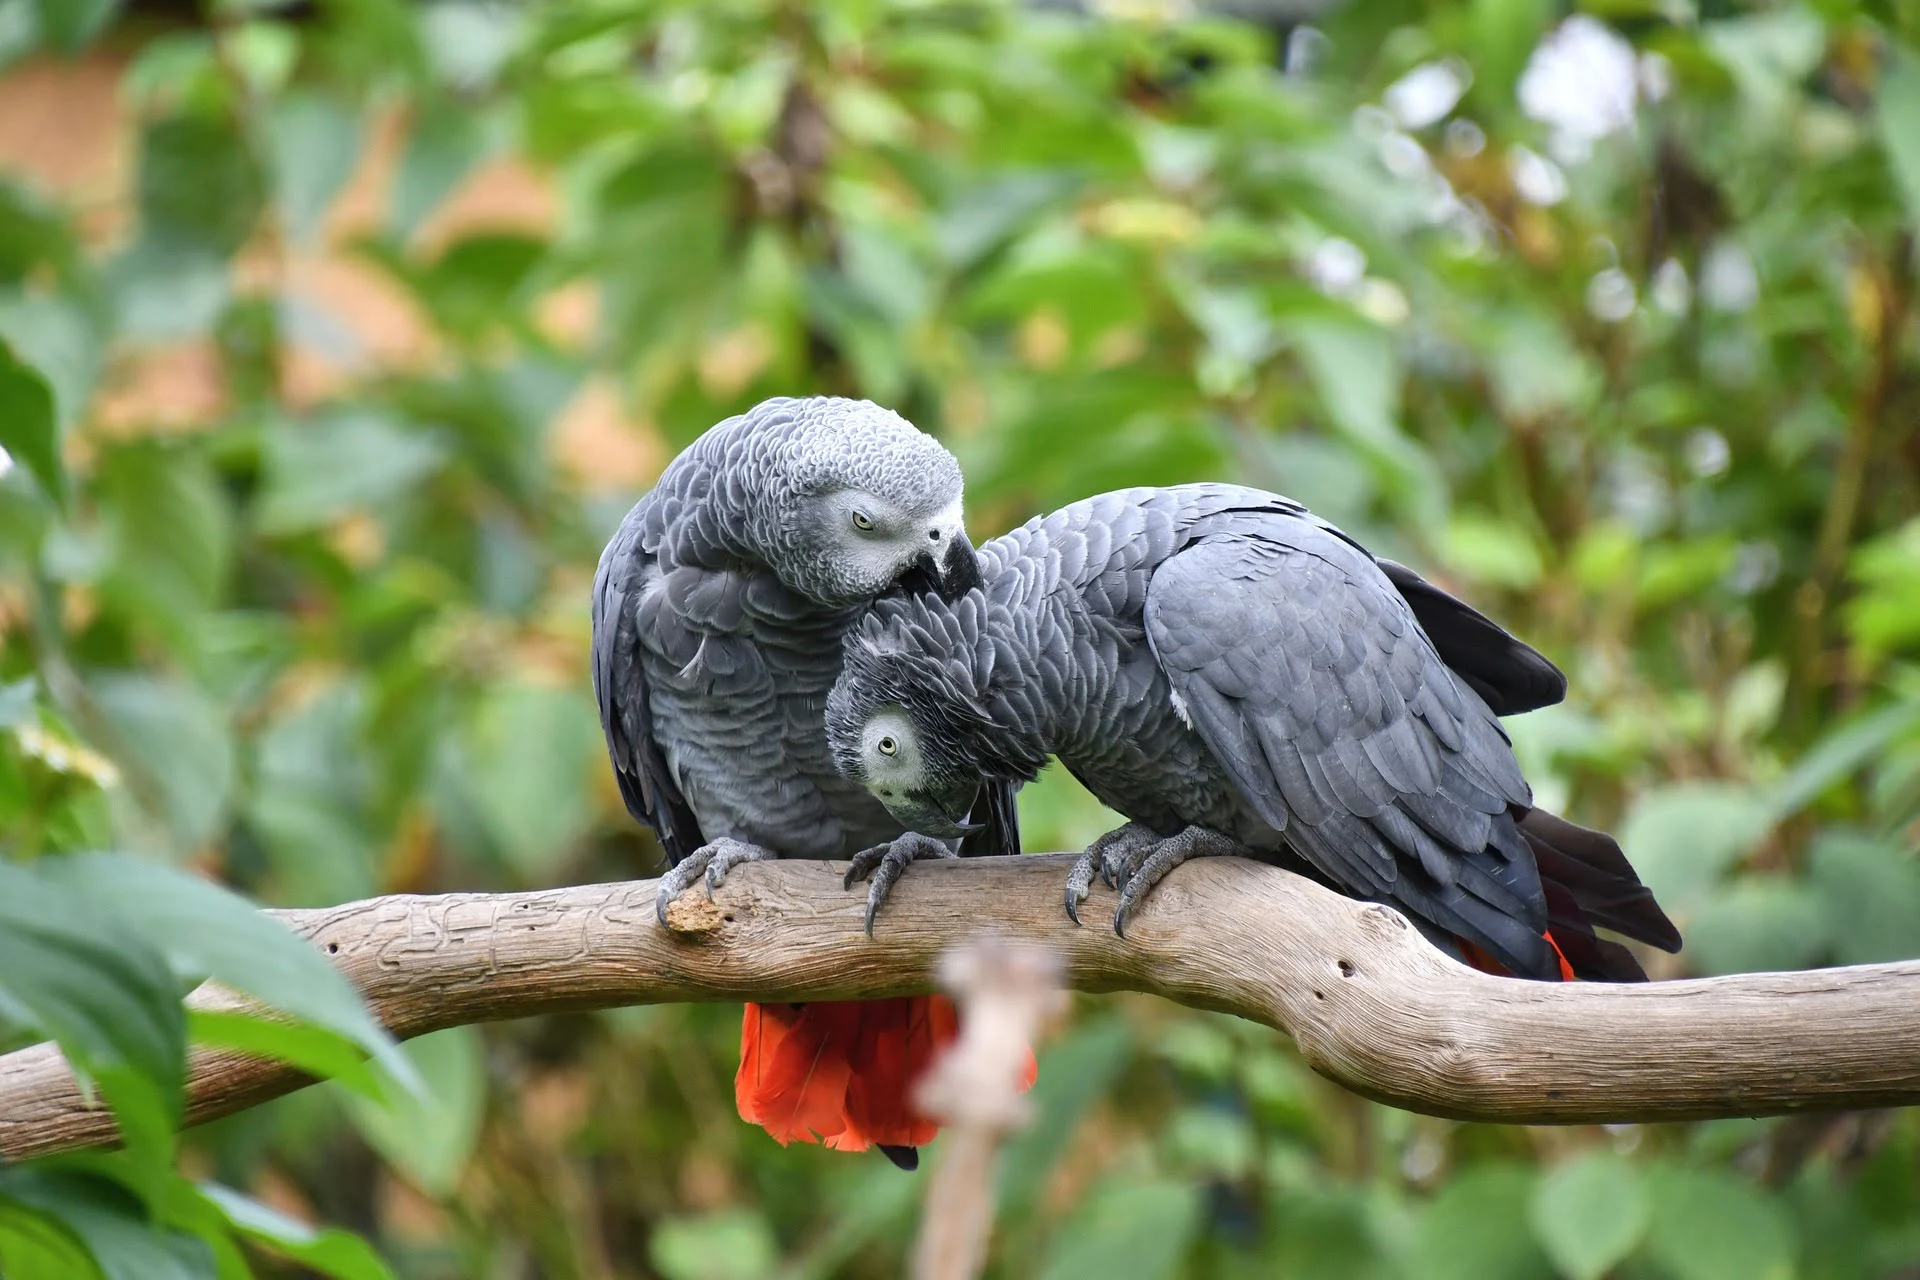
xmin=826 ymin=596 xmax=1048 ymax=837
xmin=739 ymin=397 xmax=981 ymax=608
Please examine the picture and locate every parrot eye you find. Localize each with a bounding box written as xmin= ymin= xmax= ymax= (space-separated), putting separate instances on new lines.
xmin=851 ymin=511 xmax=875 ymax=531
xmin=876 ymin=735 xmax=898 ymax=756
xmin=927 ymin=528 xmax=941 ymax=541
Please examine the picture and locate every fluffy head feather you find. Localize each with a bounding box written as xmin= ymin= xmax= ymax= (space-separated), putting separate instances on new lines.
xmin=828 ymin=594 xmax=1048 ymax=831
xmin=650 ymin=396 xmax=975 ymax=606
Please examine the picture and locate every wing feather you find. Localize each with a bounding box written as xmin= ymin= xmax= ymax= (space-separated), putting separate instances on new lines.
xmin=592 ymin=508 xmax=703 ymax=865
xmin=1144 ymin=523 xmax=1555 ymax=977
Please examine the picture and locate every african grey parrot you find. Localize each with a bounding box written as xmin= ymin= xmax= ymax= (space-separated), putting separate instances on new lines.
xmin=825 ymin=483 xmax=1680 ymax=982
xmin=590 ymin=396 xmax=1019 ymax=1166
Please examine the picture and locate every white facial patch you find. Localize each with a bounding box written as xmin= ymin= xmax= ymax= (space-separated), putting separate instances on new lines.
xmin=862 ymin=709 xmax=925 ymax=795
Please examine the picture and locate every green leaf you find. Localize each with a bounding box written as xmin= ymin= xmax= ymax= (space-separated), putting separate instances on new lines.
xmin=1882 ymin=53 xmax=1920 ymax=234
xmin=1684 ymin=877 xmax=1829 ymax=975
xmin=1643 ymin=1165 xmax=1795 ymax=1280
xmin=32 ymin=0 xmax=123 ymax=52
xmin=268 ymin=93 xmax=363 ymax=246
xmin=1618 ymin=782 xmax=1771 ymax=915
xmin=97 ymin=445 xmax=234 ymax=652
xmin=1440 ymin=513 xmax=1543 ymax=590
xmin=198 ymin=1182 xmax=396 ymax=1280
xmin=1288 ymin=318 xmax=1404 ymax=454
xmin=0 ymin=862 xmax=184 ymax=1175
xmin=451 ymin=681 xmax=600 ymax=874
xmin=189 ymin=1010 xmax=385 ymax=1101
xmin=1529 ymin=1151 xmax=1651 ymax=1280
xmin=999 ymin=1017 xmax=1133 ymax=1213
xmin=1411 ymin=1164 xmax=1554 ymax=1280
xmin=346 ymin=1027 xmax=485 ymax=1197
xmin=390 ymin=104 xmax=486 ymax=241
xmin=649 ymin=1209 xmax=777 ymax=1280
xmin=0 ymin=1169 xmax=213 ymax=1280
xmin=0 ymin=1198 xmax=105 ymax=1280
xmin=136 ymin=113 xmax=266 ymax=258
xmin=1038 ymin=1177 xmax=1202 ymax=1280
xmin=39 ymin=852 xmax=408 ymax=1087
xmin=1773 ymin=700 xmax=1920 ymax=817
xmin=1485 ymin=318 xmax=1599 ymax=421
xmin=418 ymin=0 xmax=523 ymax=90
xmin=0 ymin=339 xmax=64 ymax=505
xmin=90 ymin=674 xmax=235 ymax=855
xmin=1807 ymin=830 xmax=1920 ymax=965
xmin=256 ymin=409 xmax=447 ymax=535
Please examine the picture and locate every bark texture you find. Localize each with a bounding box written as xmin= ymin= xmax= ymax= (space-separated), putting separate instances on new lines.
xmin=4 ymin=855 xmax=1918 ymax=1162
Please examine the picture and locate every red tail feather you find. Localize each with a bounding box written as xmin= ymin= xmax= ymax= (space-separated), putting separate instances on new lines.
xmin=739 ymin=996 xmax=1004 ymax=1152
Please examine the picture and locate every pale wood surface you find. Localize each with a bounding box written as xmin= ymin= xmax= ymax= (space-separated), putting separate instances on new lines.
xmin=5 ymin=855 xmax=1918 ymax=1162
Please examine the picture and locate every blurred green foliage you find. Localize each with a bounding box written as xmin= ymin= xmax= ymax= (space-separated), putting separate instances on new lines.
xmin=2 ymin=0 xmax=1920 ymax=1276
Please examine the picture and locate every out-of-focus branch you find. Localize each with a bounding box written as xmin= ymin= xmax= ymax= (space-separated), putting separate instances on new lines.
xmin=911 ymin=938 xmax=1065 ymax=1280
xmin=4 ymin=855 xmax=1920 ymax=1163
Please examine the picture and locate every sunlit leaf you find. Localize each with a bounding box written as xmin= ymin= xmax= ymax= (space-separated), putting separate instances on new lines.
xmin=1772 ymin=699 xmax=1920 ymax=818
xmin=345 ymin=1027 xmax=485 ymax=1198
xmin=390 ymin=104 xmax=487 ymax=242
xmin=1038 ymin=1177 xmax=1202 ymax=1280
xmin=1806 ymin=829 xmax=1920 ymax=965
xmin=0 ymin=1170 xmax=211 ymax=1280
xmin=1643 ymin=1165 xmax=1795 ymax=1280
xmin=90 ymin=675 xmax=235 ymax=855
xmin=0 ymin=339 xmax=63 ymax=506
xmin=0 ymin=862 xmax=184 ymax=1177
xmin=269 ymin=93 xmax=363 ymax=246
xmin=448 ymin=681 xmax=600 ymax=874
xmin=1411 ymin=1164 xmax=1554 ymax=1280
xmin=256 ymin=409 xmax=447 ymax=535
xmin=32 ymin=0 xmax=122 ymax=52
xmin=198 ymin=1182 xmax=396 ymax=1280
xmin=1530 ymin=1151 xmax=1650 ymax=1280
xmin=1880 ymin=51 xmax=1920 ymax=232
xmin=38 ymin=852 xmax=408 ymax=1088
xmin=999 ymin=1017 xmax=1133 ymax=1213
xmin=1287 ymin=318 xmax=1404 ymax=454
xmin=650 ymin=1209 xmax=777 ymax=1280
xmin=1618 ymin=782 xmax=1771 ymax=915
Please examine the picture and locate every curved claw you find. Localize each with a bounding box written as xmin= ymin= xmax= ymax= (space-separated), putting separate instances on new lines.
xmin=846 ymin=834 xmax=956 ymax=936
xmin=1108 ymin=826 xmax=1239 ymax=939
xmin=657 ymin=839 xmax=773 ymax=925
xmin=1063 ymin=844 xmax=1105 ymax=927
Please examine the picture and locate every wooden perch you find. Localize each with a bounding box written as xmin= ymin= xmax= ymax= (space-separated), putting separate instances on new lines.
xmin=3 ymin=854 xmax=1919 ymax=1162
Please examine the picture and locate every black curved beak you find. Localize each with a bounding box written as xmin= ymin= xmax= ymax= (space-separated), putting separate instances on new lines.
xmin=934 ymin=531 xmax=983 ymax=600
xmin=880 ymin=787 xmax=982 ymax=840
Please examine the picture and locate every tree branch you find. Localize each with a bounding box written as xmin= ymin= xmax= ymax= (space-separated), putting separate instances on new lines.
xmin=4 ymin=855 xmax=1918 ymax=1162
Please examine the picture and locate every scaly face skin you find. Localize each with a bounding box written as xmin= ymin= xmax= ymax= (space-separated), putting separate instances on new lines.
xmin=846 ymin=708 xmax=982 ymax=839
xmin=789 ymin=490 xmax=979 ymax=607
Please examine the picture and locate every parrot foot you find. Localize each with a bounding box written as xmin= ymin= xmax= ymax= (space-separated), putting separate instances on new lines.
xmin=845 ymin=833 xmax=957 ymax=936
xmin=1065 ymin=822 xmax=1158 ymax=925
xmin=656 ymin=838 xmax=776 ymax=925
xmin=1110 ymin=825 xmax=1241 ymax=938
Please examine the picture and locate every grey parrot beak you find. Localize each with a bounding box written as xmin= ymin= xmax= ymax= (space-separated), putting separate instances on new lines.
xmin=883 ymin=789 xmax=980 ymax=839
xmin=933 ymin=531 xmax=983 ymax=600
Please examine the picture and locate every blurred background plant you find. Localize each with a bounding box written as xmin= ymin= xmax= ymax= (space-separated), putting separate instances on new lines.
xmin=1 ymin=0 xmax=1919 ymax=1275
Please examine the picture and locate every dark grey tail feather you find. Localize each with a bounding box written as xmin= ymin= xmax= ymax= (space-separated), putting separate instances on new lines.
xmin=1542 ymin=880 xmax=1649 ymax=981
xmin=1519 ymin=808 xmax=1682 ymax=953
xmin=1293 ymin=816 xmax=1561 ymax=981
xmin=959 ymin=779 xmax=1022 ymax=858
xmin=1375 ymin=559 xmax=1568 ymax=716
xmin=879 ymin=1144 xmax=919 ymax=1170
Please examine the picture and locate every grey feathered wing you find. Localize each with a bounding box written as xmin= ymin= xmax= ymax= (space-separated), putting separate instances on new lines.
xmin=1373 ymin=558 xmax=1567 ymax=716
xmin=592 ymin=509 xmax=702 ymax=867
xmin=1142 ymin=521 xmax=1563 ymax=979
